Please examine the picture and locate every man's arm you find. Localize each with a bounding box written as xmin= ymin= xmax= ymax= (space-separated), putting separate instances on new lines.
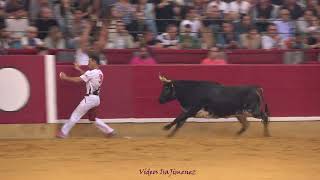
xmin=59 ymin=72 xmax=83 ymax=83
xmin=74 ymin=63 xmax=85 ymax=75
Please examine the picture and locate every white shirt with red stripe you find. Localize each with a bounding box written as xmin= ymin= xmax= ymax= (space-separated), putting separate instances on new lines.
xmin=80 ymin=69 xmax=103 ymax=95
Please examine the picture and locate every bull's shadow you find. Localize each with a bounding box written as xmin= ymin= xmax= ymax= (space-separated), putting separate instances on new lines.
xmin=158 ymin=75 xmax=271 ymax=138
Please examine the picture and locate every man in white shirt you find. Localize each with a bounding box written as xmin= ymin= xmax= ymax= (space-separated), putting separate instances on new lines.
xmin=229 ymin=0 xmax=251 ymax=15
xmin=57 ymin=52 xmax=115 ymax=138
xmin=262 ymin=24 xmax=282 ymax=49
xmin=208 ymin=0 xmax=229 ymax=14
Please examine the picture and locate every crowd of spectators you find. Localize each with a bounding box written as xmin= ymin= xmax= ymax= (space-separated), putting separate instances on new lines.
xmin=0 ymin=0 xmax=320 ymax=51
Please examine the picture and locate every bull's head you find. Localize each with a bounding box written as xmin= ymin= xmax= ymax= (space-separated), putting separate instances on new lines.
xmin=159 ymin=74 xmax=176 ymax=104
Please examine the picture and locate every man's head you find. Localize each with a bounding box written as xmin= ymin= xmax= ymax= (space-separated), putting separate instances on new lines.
xmin=139 ymin=46 xmax=149 ymax=59
xmin=208 ymin=47 xmax=220 ymax=59
xmin=303 ymin=10 xmax=313 ymax=21
xmin=207 ymin=5 xmax=221 ymax=18
xmin=48 ymin=26 xmax=62 ymax=40
xmin=184 ymin=24 xmax=192 ymax=34
xmin=88 ymin=51 xmax=100 ymax=69
xmin=267 ymin=23 xmax=278 ymax=37
xmin=222 ymin=22 xmax=233 ymax=33
xmin=248 ymin=27 xmax=258 ymax=37
xmin=280 ymin=9 xmax=291 ymax=21
xmin=166 ymin=24 xmax=178 ymax=39
xmin=241 ymin=15 xmax=252 ymax=26
xmin=26 ymin=26 xmax=38 ymax=38
xmin=116 ymin=20 xmax=126 ymax=33
xmin=40 ymin=7 xmax=53 ymax=19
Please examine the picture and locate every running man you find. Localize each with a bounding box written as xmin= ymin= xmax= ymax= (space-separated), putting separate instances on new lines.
xmin=57 ymin=52 xmax=115 ymax=138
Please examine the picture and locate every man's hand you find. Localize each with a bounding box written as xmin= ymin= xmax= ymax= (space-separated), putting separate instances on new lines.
xmin=59 ymin=72 xmax=67 ymax=80
xmin=74 ymin=63 xmax=82 ymax=71
xmin=74 ymin=63 xmax=85 ymax=74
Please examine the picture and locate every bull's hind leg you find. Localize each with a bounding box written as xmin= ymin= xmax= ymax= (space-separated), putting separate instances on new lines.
xmin=236 ymin=115 xmax=249 ymax=135
xmin=261 ymin=113 xmax=271 ymax=137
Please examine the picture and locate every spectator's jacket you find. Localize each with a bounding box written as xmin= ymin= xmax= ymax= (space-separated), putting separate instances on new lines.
xmin=156 ymin=33 xmax=179 ymax=48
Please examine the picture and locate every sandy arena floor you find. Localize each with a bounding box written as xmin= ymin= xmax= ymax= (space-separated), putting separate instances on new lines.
xmin=0 ymin=121 xmax=320 ymax=180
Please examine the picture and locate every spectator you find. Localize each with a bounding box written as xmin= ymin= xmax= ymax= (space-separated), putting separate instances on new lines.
xmin=137 ymin=0 xmax=157 ymax=34
xmin=207 ymin=0 xmax=230 ymax=15
xmin=143 ymin=30 xmax=162 ymax=48
xmin=281 ymin=0 xmax=304 ymax=20
xmin=64 ymin=9 xmax=86 ymax=48
xmin=114 ymin=0 xmax=136 ymax=26
xmin=229 ymin=0 xmax=251 ymax=17
xmin=296 ymin=10 xmax=315 ymax=34
xmin=179 ymin=24 xmax=201 ymax=49
xmin=234 ymin=15 xmax=254 ymax=35
xmin=5 ymin=7 xmax=29 ymax=39
xmin=307 ymin=16 xmax=320 ymax=34
xmin=107 ymin=20 xmax=135 ymax=49
xmin=240 ymin=27 xmax=262 ymax=49
xmin=0 ymin=27 xmax=10 ymax=48
xmin=44 ymin=26 xmax=66 ymax=49
xmin=180 ymin=7 xmax=202 ymax=37
xmin=273 ymin=9 xmax=295 ymax=41
xmin=261 ymin=23 xmax=282 ymax=49
xmin=75 ymin=21 xmax=108 ymax=65
xmin=130 ymin=46 xmax=157 ymax=65
xmin=216 ymin=22 xmax=239 ymax=49
xmin=72 ymin=0 xmax=93 ymax=19
xmin=21 ymin=26 xmax=44 ymax=49
xmin=127 ymin=10 xmax=148 ymax=42
xmin=28 ymin=0 xmax=52 ymax=23
xmin=201 ymin=46 xmax=227 ymax=65
xmin=203 ymin=5 xmax=223 ymax=35
xmin=52 ymin=0 xmax=74 ymax=36
xmin=155 ymin=0 xmax=175 ymax=33
xmin=200 ymin=25 xmax=215 ymax=49
xmin=304 ymin=0 xmax=320 ymax=17
xmin=35 ymin=7 xmax=58 ymax=39
xmin=192 ymin=0 xmax=207 ymax=17
xmin=5 ymin=0 xmax=24 ymax=14
xmin=171 ymin=1 xmax=186 ymax=27
xmin=284 ymin=33 xmax=309 ymax=49
xmin=252 ymin=0 xmax=279 ymax=32
xmin=107 ymin=6 xmax=121 ymax=38
xmin=157 ymin=24 xmax=180 ymax=48
xmin=307 ymin=31 xmax=320 ymax=48
xmin=0 ymin=2 xmax=5 ymax=29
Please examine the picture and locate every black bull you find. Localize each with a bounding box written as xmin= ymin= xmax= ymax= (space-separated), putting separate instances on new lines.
xmin=158 ymin=79 xmax=271 ymax=137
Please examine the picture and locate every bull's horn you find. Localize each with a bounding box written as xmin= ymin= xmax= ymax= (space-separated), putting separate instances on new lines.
xmin=159 ymin=75 xmax=171 ymax=83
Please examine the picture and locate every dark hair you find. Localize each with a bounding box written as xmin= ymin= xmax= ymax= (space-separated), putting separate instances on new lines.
xmin=88 ymin=51 xmax=100 ymax=64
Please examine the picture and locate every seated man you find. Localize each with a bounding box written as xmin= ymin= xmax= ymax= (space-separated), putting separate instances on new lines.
xmin=201 ymin=47 xmax=227 ymax=65
xmin=156 ymin=24 xmax=180 ymax=49
xmin=179 ymin=24 xmax=201 ymax=49
xmin=130 ymin=46 xmax=157 ymax=65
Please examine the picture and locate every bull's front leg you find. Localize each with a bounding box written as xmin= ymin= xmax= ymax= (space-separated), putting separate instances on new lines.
xmin=164 ymin=106 xmax=202 ymax=137
xmin=163 ymin=112 xmax=188 ymax=130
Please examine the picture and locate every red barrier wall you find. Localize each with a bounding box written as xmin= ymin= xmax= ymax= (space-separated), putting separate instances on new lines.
xmin=0 ymin=56 xmax=47 ymax=123
xmin=3 ymin=49 xmax=320 ymax=64
xmin=56 ymin=65 xmax=320 ymax=120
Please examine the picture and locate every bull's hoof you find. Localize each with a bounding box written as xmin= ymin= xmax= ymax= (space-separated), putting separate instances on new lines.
xmin=167 ymin=132 xmax=176 ymax=138
xmin=236 ymin=128 xmax=246 ymax=136
xmin=163 ymin=124 xmax=172 ymax=131
xmin=264 ymin=132 xmax=271 ymax=137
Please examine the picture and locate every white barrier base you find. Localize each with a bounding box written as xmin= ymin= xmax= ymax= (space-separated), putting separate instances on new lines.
xmin=49 ymin=117 xmax=320 ymax=124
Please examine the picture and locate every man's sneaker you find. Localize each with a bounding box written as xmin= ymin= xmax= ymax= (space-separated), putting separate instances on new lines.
xmin=105 ymin=131 xmax=116 ymax=138
xmin=56 ymin=130 xmax=68 ymax=139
